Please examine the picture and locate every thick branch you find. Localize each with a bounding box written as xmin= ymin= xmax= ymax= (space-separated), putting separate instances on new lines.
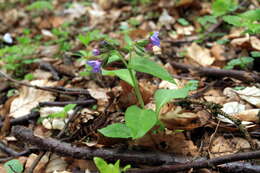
xmin=170 ymin=61 xmax=260 ymax=83
xmin=11 ymin=126 xmax=182 ymax=166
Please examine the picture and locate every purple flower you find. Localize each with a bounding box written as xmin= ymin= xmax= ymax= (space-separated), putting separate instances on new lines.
xmin=150 ymin=32 xmax=160 ymax=47
xmin=87 ymin=60 xmax=102 ymax=73
xmin=92 ymin=48 xmax=100 ymax=56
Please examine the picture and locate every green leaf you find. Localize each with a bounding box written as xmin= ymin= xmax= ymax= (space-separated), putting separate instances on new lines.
xmin=197 ymin=15 xmax=217 ymax=26
xmin=94 ymin=157 xmax=109 ymax=173
xmin=48 ymin=112 xmax=66 ymax=119
xmin=223 ymin=15 xmax=243 ymax=27
xmin=129 ymin=56 xmax=175 ymax=84
xmin=251 ymin=51 xmax=260 ymax=58
xmin=4 ymin=159 xmax=23 ymax=173
xmin=212 ymin=0 xmax=238 ymax=17
xmin=26 ymin=1 xmax=53 ymax=11
xmin=102 ymin=69 xmax=134 ymax=86
xmin=98 ymin=123 xmax=132 ymax=138
xmin=239 ymin=9 xmax=260 ymax=22
xmin=64 ymin=104 xmax=76 ymax=113
xmin=155 ymin=88 xmax=189 ymax=113
xmin=224 ymin=57 xmax=254 ymax=69
xmin=184 ymin=80 xmax=199 ymax=91
xmin=177 ymin=18 xmax=190 ymax=26
xmin=125 ymin=105 xmax=157 ymax=139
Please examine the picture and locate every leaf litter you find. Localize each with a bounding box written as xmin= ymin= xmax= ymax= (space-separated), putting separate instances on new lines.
xmin=0 ymin=0 xmax=260 ymax=173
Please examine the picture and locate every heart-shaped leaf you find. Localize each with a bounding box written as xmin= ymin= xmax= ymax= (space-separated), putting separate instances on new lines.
xmin=98 ymin=123 xmax=131 ymax=138
xmin=102 ymin=69 xmax=134 ymax=86
xmin=155 ymin=88 xmax=189 ymax=113
xmin=125 ymin=105 xmax=157 ymax=139
xmin=129 ymin=56 xmax=175 ymax=84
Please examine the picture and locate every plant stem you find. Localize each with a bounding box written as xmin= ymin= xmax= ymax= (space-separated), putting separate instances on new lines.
xmin=117 ymin=51 xmax=145 ymax=108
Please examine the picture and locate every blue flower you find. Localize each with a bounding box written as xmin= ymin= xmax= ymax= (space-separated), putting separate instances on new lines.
xmin=150 ymin=32 xmax=160 ymax=47
xmin=87 ymin=60 xmax=102 ymax=73
xmin=92 ymin=48 xmax=100 ymax=56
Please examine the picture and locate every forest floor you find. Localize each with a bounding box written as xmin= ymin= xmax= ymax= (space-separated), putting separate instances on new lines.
xmin=0 ymin=0 xmax=260 ymax=173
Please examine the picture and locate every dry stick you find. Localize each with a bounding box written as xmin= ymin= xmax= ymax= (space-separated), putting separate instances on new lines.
xmin=218 ymin=162 xmax=260 ymax=173
xmin=170 ymin=61 xmax=260 ymax=83
xmin=0 ymin=71 xmax=90 ymax=95
xmin=0 ymin=111 xmax=40 ymax=128
xmin=11 ymin=126 xmax=185 ymax=166
xmin=39 ymin=100 xmax=96 ymax=107
xmin=127 ymin=149 xmax=260 ymax=173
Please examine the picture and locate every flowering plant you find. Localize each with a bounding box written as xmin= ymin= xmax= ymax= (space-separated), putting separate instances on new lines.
xmin=80 ymin=31 xmax=190 ymax=139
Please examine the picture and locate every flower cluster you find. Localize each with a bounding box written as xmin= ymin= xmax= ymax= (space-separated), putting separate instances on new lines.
xmin=86 ymin=32 xmax=161 ymax=73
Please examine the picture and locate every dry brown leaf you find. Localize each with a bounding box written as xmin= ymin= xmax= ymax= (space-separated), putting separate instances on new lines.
xmin=158 ymin=9 xmax=175 ymax=26
xmin=160 ymin=106 xmax=209 ymax=130
xmin=204 ymin=89 xmax=226 ymax=104
xmin=46 ymin=154 xmax=68 ymax=173
xmin=24 ymin=153 xmax=50 ymax=173
xmin=250 ymin=36 xmax=260 ymax=51
xmin=210 ymin=136 xmax=251 ymax=158
xmin=9 ymin=80 xmax=56 ymax=118
xmin=211 ymin=43 xmax=226 ymax=61
xmin=175 ymin=24 xmax=194 ymax=36
xmin=175 ymin=0 xmax=194 ymax=7
xmin=233 ymin=87 xmax=260 ymax=108
xmin=87 ymin=3 xmax=106 ymax=27
xmin=234 ymin=109 xmax=260 ymax=123
xmin=131 ymin=132 xmax=199 ymax=156
xmin=186 ymin=42 xmax=215 ymax=66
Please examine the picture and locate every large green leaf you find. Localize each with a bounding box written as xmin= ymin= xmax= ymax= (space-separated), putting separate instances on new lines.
xmin=155 ymin=88 xmax=189 ymax=113
xmin=128 ymin=56 xmax=175 ymax=84
xmin=98 ymin=123 xmax=132 ymax=138
xmin=125 ymin=105 xmax=157 ymax=139
xmin=102 ymin=69 xmax=134 ymax=86
xmin=4 ymin=159 xmax=23 ymax=173
xmin=212 ymin=0 xmax=238 ymax=17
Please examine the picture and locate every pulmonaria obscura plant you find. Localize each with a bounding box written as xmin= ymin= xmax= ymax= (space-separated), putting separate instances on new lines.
xmin=83 ymin=32 xmax=192 ymax=139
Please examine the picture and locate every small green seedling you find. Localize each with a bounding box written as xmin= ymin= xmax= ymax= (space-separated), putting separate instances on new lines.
xmin=4 ymin=159 xmax=23 ymax=173
xmin=26 ymin=1 xmax=53 ymax=11
xmin=224 ymin=57 xmax=254 ymax=70
xmin=38 ymin=104 xmax=76 ymax=123
xmin=94 ymin=157 xmax=131 ymax=173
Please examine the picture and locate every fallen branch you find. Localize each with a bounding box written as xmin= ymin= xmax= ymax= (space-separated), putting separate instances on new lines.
xmin=170 ymin=61 xmax=260 ymax=83
xmin=38 ymin=100 xmax=96 ymax=107
xmin=0 ymin=111 xmax=40 ymax=128
xmin=127 ymin=151 xmax=260 ymax=173
xmin=0 ymin=71 xmax=90 ymax=95
xmin=11 ymin=126 xmax=183 ymax=166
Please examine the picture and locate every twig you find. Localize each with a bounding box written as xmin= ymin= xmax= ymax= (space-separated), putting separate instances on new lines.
xmin=126 ymin=151 xmax=260 ymax=173
xmin=218 ymin=162 xmax=260 ymax=173
xmin=0 ymin=71 xmax=90 ymax=95
xmin=39 ymin=61 xmax=60 ymax=80
xmin=0 ymin=140 xmax=19 ymax=156
xmin=11 ymin=125 xmax=185 ymax=166
xmin=39 ymin=100 xmax=96 ymax=107
xmin=57 ymin=106 xmax=83 ymax=138
xmin=169 ymin=61 xmax=260 ymax=83
xmin=0 ymin=111 xmax=40 ymax=128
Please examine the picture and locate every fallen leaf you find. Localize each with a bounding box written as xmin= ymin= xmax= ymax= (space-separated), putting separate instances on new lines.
xmin=250 ymin=36 xmax=260 ymax=51
xmin=158 ymin=9 xmax=175 ymax=26
xmin=234 ymin=87 xmax=260 ymax=108
xmin=186 ymin=42 xmax=215 ymax=66
xmin=45 ymin=154 xmax=67 ymax=173
xmin=9 ymin=80 xmax=56 ymax=118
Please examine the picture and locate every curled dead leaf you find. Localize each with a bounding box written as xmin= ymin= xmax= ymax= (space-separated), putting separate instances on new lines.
xmin=186 ymin=42 xmax=215 ymax=66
